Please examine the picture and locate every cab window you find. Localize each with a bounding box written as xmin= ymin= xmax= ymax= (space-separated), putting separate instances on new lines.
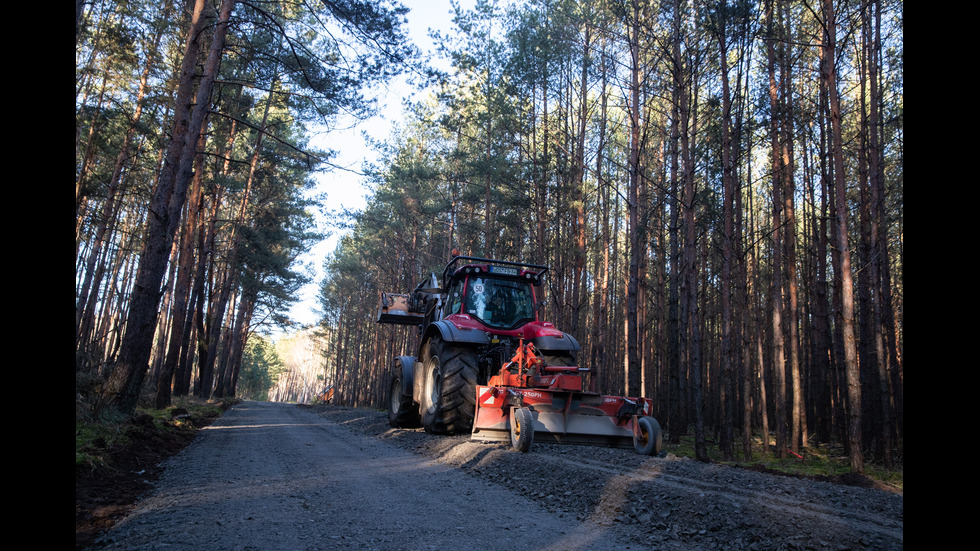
xmin=464 ymin=277 xmax=535 ymax=329
xmin=444 ymin=280 xmax=463 ymax=316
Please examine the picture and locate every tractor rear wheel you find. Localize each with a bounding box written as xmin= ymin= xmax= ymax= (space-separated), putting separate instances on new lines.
xmin=421 ymin=336 xmax=479 ymax=434
xmin=540 ymin=351 xmax=578 ymax=367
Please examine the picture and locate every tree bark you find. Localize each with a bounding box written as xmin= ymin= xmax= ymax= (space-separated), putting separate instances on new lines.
xmin=111 ymin=0 xmax=234 ymax=414
xmin=155 ymin=134 xmax=205 ymax=409
xmin=626 ymin=0 xmax=643 ymax=398
xmin=823 ymin=0 xmax=863 ymax=474
xmin=716 ymin=5 xmax=736 ymax=462
xmin=765 ymin=0 xmax=787 ymax=459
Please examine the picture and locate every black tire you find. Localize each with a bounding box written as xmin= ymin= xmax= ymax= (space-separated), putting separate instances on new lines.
xmin=420 ymin=349 xmax=444 ymax=433
xmin=421 ymin=336 xmax=479 ymax=434
xmin=387 ymin=369 xmax=420 ymax=428
xmin=540 ymin=351 xmax=578 ymax=367
xmin=633 ymin=416 xmax=663 ymax=456
xmin=510 ymin=407 xmax=534 ymax=453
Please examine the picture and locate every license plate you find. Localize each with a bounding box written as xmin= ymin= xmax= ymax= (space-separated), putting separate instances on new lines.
xmin=490 ymin=266 xmax=519 ymax=276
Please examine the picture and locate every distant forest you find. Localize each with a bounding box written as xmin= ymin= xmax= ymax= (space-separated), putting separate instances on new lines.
xmin=76 ymin=0 xmax=902 ymax=475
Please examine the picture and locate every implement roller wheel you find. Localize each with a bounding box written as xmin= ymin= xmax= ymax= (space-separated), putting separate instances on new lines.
xmin=510 ymin=407 xmax=534 ymax=453
xmin=633 ymin=416 xmax=663 ymax=455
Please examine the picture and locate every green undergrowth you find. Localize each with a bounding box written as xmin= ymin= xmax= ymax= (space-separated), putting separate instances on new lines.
xmin=75 ymin=395 xmax=238 ymax=473
xmin=667 ymin=432 xmax=903 ymax=492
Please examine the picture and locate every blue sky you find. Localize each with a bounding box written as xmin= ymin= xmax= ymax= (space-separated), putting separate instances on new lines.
xmin=287 ymin=0 xmax=474 ymax=328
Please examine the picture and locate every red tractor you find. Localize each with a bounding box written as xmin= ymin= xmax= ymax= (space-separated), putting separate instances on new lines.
xmin=378 ymin=255 xmax=662 ymax=455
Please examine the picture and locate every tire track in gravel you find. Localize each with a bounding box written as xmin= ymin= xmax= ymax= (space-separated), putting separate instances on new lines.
xmin=317 ymin=405 xmax=903 ymax=550
xmin=91 ymin=401 xmax=664 ymax=551
xmin=526 ymin=449 xmax=904 ymax=543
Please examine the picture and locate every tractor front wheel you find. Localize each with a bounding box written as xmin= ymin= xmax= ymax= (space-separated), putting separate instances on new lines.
xmin=387 ymin=367 xmax=420 ymax=428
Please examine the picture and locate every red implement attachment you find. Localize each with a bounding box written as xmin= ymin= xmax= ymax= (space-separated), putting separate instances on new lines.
xmin=471 ymin=342 xmax=662 ymax=455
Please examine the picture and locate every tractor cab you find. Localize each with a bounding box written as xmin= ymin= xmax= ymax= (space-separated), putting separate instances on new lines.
xmin=441 ymin=257 xmax=547 ymax=333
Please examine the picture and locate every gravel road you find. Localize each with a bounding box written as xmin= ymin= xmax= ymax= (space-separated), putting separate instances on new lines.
xmin=91 ymin=401 xmax=903 ymax=550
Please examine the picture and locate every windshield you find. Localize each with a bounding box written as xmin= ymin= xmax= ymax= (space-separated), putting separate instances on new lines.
xmin=463 ymin=277 xmax=535 ymax=329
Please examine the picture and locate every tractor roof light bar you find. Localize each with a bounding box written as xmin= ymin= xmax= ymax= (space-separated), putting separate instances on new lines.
xmin=441 ymin=255 xmax=550 ymax=288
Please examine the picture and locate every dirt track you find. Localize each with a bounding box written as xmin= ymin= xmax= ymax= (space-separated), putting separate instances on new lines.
xmin=89 ymin=401 xmax=903 ymax=550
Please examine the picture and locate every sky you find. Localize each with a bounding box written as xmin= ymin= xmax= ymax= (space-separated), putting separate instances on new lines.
xmin=285 ymin=0 xmax=473 ymax=329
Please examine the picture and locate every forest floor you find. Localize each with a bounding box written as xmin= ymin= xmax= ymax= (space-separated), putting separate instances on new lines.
xmin=75 ymin=404 xmax=227 ymax=550
xmin=76 ymin=402 xmax=903 ymax=550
